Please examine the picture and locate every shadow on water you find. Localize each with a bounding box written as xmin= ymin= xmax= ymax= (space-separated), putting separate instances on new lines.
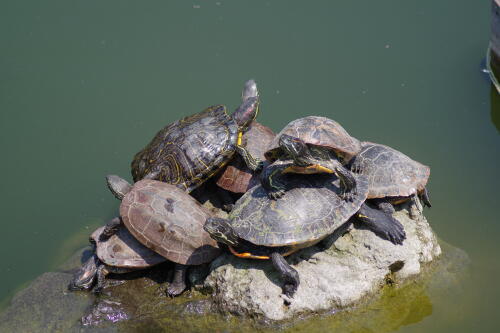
xmin=491 ymin=86 xmax=500 ymax=133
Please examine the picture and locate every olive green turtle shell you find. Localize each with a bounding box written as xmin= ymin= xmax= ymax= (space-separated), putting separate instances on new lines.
xmin=228 ymin=173 xmax=369 ymax=247
xmin=120 ymin=180 xmax=220 ymax=265
xmin=350 ymin=142 xmax=430 ymax=199
xmin=91 ymin=225 xmax=166 ymax=269
xmin=131 ymin=105 xmax=239 ymax=192
xmin=216 ymin=121 xmax=275 ymax=193
xmin=265 ymin=116 xmax=361 ymax=163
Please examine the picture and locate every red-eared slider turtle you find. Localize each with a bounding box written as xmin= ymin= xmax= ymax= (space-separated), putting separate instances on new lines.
xmin=261 ymin=116 xmax=361 ymax=200
xmin=68 ymin=222 xmax=166 ymax=293
xmin=350 ymin=142 xmax=431 ymax=217
xmin=204 ymin=173 xmax=405 ymax=298
xmin=103 ymin=175 xmax=221 ymax=296
xmin=216 ymin=121 xmax=275 ymax=194
xmin=131 ymin=79 xmax=263 ymax=192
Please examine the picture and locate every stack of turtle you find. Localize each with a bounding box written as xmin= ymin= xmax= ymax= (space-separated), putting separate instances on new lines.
xmin=70 ymin=80 xmax=431 ymax=300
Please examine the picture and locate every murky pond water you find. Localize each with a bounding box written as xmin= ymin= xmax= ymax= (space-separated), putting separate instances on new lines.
xmin=0 ymin=0 xmax=498 ymax=331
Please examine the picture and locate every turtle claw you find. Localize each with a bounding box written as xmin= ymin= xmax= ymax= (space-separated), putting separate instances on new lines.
xmin=386 ymin=220 xmax=406 ymax=245
xmin=340 ymin=189 xmax=355 ymax=202
xmin=283 ymin=282 xmax=298 ymax=299
xmin=268 ymin=189 xmax=286 ymax=200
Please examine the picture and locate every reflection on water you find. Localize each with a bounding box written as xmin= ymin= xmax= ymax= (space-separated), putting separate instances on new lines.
xmin=491 ymin=86 xmax=500 ymax=133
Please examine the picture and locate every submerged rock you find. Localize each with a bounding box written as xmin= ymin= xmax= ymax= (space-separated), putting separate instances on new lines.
xmin=0 ymin=248 xmax=95 ymax=333
xmin=199 ymin=201 xmax=442 ymax=321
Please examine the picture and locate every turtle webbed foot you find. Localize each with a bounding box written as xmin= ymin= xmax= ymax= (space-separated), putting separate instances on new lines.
xmin=340 ymin=189 xmax=355 ymax=202
xmin=166 ymin=264 xmax=187 ymax=297
xmin=166 ymin=281 xmax=187 ymax=297
xmin=336 ymin=166 xmax=357 ymax=202
xmin=383 ymin=220 xmax=406 ymax=245
xmin=99 ymin=217 xmax=122 ymax=241
xmin=283 ymin=280 xmax=298 ymax=299
xmin=222 ymin=203 xmax=234 ymax=212
xmin=268 ymin=188 xmax=286 ymax=200
xmin=357 ymin=203 xmax=406 ymax=245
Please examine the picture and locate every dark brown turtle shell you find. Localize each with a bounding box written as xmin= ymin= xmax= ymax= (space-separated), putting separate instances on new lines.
xmin=350 ymin=142 xmax=430 ymax=199
xmin=216 ymin=121 xmax=275 ymax=193
xmin=91 ymin=225 xmax=166 ymax=269
xmin=120 ymin=180 xmax=220 ymax=265
xmin=228 ymin=173 xmax=369 ymax=247
xmin=265 ymin=116 xmax=361 ymax=163
xmin=131 ymin=105 xmax=239 ymax=192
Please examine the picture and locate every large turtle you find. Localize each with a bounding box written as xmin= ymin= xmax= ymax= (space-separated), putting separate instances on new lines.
xmin=204 ymin=172 xmax=405 ymax=298
xmin=131 ymin=79 xmax=263 ymax=192
xmin=216 ymin=121 xmax=275 ymax=194
xmin=261 ymin=116 xmax=361 ymax=200
xmin=349 ymin=142 xmax=431 ymax=217
xmin=68 ymin=222 xmax=166 ymax=293
xmin=102 ymin=175 xmax=221 ymax=296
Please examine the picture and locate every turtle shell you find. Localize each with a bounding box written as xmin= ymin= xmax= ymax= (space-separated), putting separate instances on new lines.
xmin=265 ymin=116 xmax=361 ymax=163
xmin=131 ymin=105 xmax=238 ymax=192
xmin=228 ymin=172 xmax=369 ymax=247
xmin=350 ymin=142 xmax=430 ymax=199
xmin=120 ymin=180 xmax=220 ymax=265
xmin=216 ymin=121 xmax=275 ymax=193
xmin=91 ymin=225 xmax=166 ymax=269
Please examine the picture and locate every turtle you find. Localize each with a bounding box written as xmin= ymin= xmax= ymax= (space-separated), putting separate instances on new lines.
xmin=204 ymin=172 xmax=406 ymax=298
xmin=131 ymin=79 xmax=263 ymax=193
xmin=216 ymin=121 xmax=275 ymax=194
xmin=261 ymin=116 xmax=362 ymax=200
xmin=349 ymin=142 xmax=431 ymax=217
xmin=68 ymin=221 xmax=166 ymax=293
xmin=102 ymin=175 xmax=221 ymax=296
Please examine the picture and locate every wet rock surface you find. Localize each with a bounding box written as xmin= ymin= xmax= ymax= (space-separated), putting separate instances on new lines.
xmin=200 ymin=201 xmax=442 ymax=321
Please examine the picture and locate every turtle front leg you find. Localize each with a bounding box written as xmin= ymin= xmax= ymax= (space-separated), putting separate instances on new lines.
xmin=235 ymin=145 xmax=264 ymax=172
xmin=334 ymin=165 xmax=357 ymax=201
xmin=166 ymin=264 xmax=188 ymax=297
xmin=271 ymin=252 xmax=300 ymax=298
xmin=100 ymin=217 xmax=123 ymax=241
xmin=260 ymin=164 xmax=287 ymax=200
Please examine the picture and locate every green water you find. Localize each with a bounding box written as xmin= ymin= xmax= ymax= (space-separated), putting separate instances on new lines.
xmin=0 ymin=0 xmax=498 ymax=331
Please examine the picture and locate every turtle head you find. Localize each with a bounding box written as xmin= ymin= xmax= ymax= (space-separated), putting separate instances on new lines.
xmin=241 ymin=79 xmax=258 ymax=101
xmin=204 ymin=217 xmax=239 ymax=247
xmin=106 ymin=175 xmax=133 ymax=200
xmin=233 ymin=79 xmax=260 ymax=131
xmin=68 ymin=255 xmax=99 ymax=291
xmin=279 ymin=134 xmax=313 ymax=166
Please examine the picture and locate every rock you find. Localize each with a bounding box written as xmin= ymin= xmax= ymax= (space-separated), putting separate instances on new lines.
xmin=0 ymin=270 xmax=94 ymax=332
xmin=200 ymin=201 xmax=442 ymax=321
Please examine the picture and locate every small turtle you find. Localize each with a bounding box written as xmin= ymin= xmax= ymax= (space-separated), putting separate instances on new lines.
xmin=349 ymin=142 xmax=431 ymax=217
xmin=68 ymin=221 xmax=166 ymax=293
xmin=102 ymin=175 xmax=221 ymax=296
xmin=261 ymin=116 xmax=361 ymax=200
xmin=204 ymin=173 xmax=405 ymax=298
xmin=131 ymin=79 xmax=263 ymax=192
xmin=216 ymin=121 xmax=275 ymax=194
